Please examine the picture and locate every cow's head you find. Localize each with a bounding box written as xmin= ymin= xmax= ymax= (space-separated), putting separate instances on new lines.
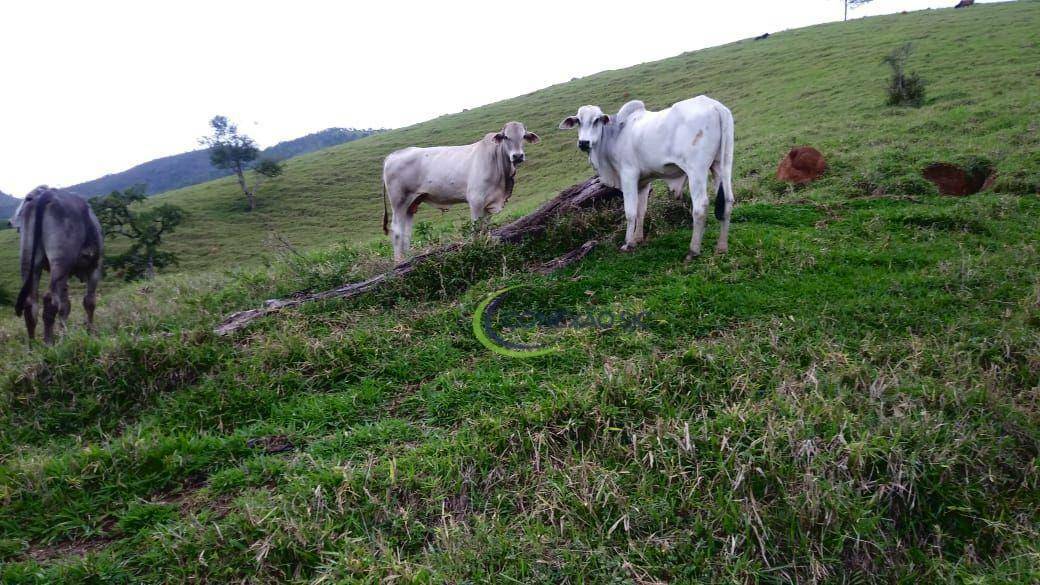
xmin=492 ymin=121 xmax=540 ymax=166
xmin=558 ymin=106 xmax=610 ymax=153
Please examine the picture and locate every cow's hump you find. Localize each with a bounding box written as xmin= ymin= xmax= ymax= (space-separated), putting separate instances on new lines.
xmin=616 ymin=100 xmax=646 ymax=125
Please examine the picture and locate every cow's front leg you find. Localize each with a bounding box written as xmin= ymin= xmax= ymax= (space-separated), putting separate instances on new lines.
xmin=468 ymin=198 xmax=490 ymax=238
xmin=620 ymin=172 xmax=641 ymax=252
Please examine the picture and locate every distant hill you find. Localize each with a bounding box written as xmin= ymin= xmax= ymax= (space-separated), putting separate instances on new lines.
xmin=65 ymin=127 xmax=382 ymax=197
xmin=0 ymin=190 xmax=19 ymax=225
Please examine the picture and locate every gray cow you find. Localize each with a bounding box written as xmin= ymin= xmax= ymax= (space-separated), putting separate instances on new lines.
xmin=11 ymin=186 xmax=103 ymax=344
xmin=382 ymin=122 xmax=540 ymax=261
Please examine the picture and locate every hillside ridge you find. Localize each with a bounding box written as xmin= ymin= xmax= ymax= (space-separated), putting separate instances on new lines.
xmin=64 ymin=127 xmax=382 ymax=198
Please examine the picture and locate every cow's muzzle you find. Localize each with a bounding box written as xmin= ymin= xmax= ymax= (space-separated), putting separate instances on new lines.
xmin=578 ymin=140 xmax=590 ymax=152
xmin=511 ymin=154 xmax=525 ymax=164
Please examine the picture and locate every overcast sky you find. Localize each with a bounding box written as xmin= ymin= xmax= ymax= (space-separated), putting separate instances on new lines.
xmin=0 ymin=0 xmax=999 ymax=195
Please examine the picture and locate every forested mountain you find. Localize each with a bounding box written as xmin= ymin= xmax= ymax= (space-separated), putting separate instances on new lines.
xmin=0 ymin=190 xmax=19 ymax=225
xmin=65 ymin=127 xmax=381 ymax=197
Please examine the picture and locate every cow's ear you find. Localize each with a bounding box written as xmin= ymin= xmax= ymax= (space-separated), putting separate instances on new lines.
xmin=493 ymin=133 xmax=506 ymax=143
xmin=523 ymin=132 xmax=540 ymax=144
xmin=598 ymin=114 xmax=611 ymax=125
xmin=558 ymin=116 xmax=579 ymax=130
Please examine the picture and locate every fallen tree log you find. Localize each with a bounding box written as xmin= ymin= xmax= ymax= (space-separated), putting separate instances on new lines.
xmin=215 ymin=177 xmax=621 ymax=335
xmin=536 ymin=240 xmax=598 ymax=275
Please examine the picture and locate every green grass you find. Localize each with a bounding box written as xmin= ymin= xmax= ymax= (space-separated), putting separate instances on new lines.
xmin=1 ymin=2 xmax=1039 ymax=583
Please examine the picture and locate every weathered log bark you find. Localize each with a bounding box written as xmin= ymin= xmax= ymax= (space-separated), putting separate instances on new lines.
xmin=536 ymin=240 xmax=598 ymax=275
xmin=214 ymin=176 xmax=620 ymax=336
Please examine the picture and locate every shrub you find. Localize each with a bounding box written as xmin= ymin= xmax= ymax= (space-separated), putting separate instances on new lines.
xmin=884 ymin=43 xmax=927 ymax=107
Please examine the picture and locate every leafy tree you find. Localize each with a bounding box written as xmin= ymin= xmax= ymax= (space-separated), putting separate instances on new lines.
xmin=843 ymin=0 xmax=874 ymax=21
xmin=199 ymin=115 xmax=284 ymax=210
xmin=883 ymin=43 xmax=927 ymax=107
xmin=91 ymin=185 xmax=185 ymax=280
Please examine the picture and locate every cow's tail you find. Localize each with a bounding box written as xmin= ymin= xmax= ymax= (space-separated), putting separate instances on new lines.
xmin=15 ymin=194 xmax=47 ymax=316
xmin=381 ymin=178 xmax=390 ymax=236
xmin=713 ymin=105 xmax=735 ymax=222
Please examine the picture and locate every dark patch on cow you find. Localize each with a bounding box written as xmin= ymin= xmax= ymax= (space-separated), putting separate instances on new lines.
xmin=776 ymin=146 xmax=827 ymax=184
xmin=922 ymin=162 xmax=995 ymax=196
xmin=407 ymin=193 xmax=429 ymax=215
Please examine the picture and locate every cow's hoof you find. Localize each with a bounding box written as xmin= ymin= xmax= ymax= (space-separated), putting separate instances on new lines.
xmin=715 ymin=244 xmax=728 ymax=254
xmin=620 ymin=243 xmax=636 ymax=253
xmin=684 ymin=251 xmax=701 ymax=263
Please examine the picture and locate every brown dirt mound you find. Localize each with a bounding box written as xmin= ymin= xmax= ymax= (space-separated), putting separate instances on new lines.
xmin=777 ymin=147 xmax=827 ymax=184
xmin=922 ymin=162 xmax=995 ymax=196
xmin=247 ymin=435 xmax=295 ymax=454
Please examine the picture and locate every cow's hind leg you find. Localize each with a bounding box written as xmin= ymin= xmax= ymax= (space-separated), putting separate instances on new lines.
xmin=386 ymin=184 xmax=417 ymax=262
xmin=390 ymin=206 xmax=416 ymax=263
xmin=634 ymin=182 xmax=652 ymax=244
xmin=712 ymin=162 xmax=735 ymax=254
xmin=683 ymin=169 xmax=710 ymax=262
xmin=58 ymin=278 xmax=71 ymax=334
xmin=84 ymin=265 xmax=101 ymax=334
xmin=42 ymin=267 xmax=70 ymax=345
xmin=23 ymin=293 xmax=38 ymax=345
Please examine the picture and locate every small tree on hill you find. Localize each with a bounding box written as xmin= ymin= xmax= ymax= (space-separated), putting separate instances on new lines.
xmin=883 ymin=43 xmax=927 ymax=107
xmin=200 ymin=115 xmax=284 ymax=211
xmin=842 ymin=0 xmax=874 ymax=21
xmin=91 ymin=185 xmax=185 ymax=280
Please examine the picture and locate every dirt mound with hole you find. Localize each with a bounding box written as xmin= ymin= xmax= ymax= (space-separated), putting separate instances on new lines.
xmin=776 ymin=147 xmax=827 ymax=184
xmin=922 ymin=162 xmax=995 ymax=196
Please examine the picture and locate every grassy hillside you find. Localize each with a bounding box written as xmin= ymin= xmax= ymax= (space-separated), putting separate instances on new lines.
xmin=1 ymin=2 xmax=1039 ymax=583
xmin=0 ymin=1 xmax=1036 ymax=289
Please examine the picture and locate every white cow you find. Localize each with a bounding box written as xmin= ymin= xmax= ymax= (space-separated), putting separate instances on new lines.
xmin=382 ymin=122 xmax=540 ymax=261
xmin=559 ymin=96 xmax=735 ymax=260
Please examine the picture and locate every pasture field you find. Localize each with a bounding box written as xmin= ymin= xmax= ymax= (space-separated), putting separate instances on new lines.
xmin=0 ymin=2 xmax=1038 ymax=583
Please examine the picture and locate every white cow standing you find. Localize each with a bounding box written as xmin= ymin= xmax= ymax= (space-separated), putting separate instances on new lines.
xmin=559 ymin=96 xmax=735 ymax=260
xmin=382 ymin=122 xmax=540 ymax=262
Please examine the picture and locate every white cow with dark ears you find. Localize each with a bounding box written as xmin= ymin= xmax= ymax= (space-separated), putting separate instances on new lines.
xmin=559 ymin=96 xmax=735 ymax=260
